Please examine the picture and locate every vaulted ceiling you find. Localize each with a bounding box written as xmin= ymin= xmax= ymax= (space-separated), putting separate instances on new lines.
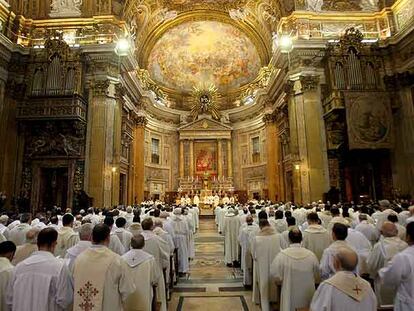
xmin=122 ymin=0 xmax=294 ymax=108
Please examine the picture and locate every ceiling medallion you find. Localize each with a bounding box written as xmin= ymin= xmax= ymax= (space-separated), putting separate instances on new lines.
xmin=191 ymin=84 xmax=221 ymax=121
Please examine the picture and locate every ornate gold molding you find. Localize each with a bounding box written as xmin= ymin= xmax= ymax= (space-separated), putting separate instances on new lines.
xmin=91 ymin=80 xmax=111 ymax=96
xmin=263 ymin=113 xmax=275 ymax=124
xmin=135 ymin=115 xmax=147 ymax=128
xmin=299 ymin=75 xmax=320 ymax=91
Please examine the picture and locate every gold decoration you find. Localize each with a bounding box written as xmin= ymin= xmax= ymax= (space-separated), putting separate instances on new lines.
xmin=190 ymin=84 xmax=221 ymax=121
xmin=202 ymin=121 xmax=209 ymax=129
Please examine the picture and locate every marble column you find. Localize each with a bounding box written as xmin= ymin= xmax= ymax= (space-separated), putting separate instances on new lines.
xmin=179 ymin=140 xmax=184 ymax=179
xmin=290 ymin=75 xmax=329 ymax=203
xmin=227 ymin=139 xmax=233 ymax=178
xmin=217 ymin=139 xmax=223 ymax=178
xmin=86 ymin=79 xmax=118 ymax=208
xmin=264 ymin=113 xmax=280 ymax=202
xmin=133 ymin=116 xmax=147 ymax=204
xmin=189 ymin=140 xmax=194 ymax=177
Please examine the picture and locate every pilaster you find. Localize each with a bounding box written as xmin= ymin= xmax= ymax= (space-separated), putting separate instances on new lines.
xmin=85 ymin=79 xmax=118 ymax=208
xmin=263 ymin=113 xmax=280 ymax=202
xmin=290 ymin=74 xmax=330 ymax=203
xmin=133 ymin=115 xmax=147 ymax=204
xmin=217 ymin=139 xmax=223 ymax=178
xmin=227 ymin=139 xmax=233 ymax=178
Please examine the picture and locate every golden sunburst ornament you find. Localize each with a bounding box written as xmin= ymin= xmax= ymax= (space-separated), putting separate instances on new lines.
xmin=190 ymin=84 xmax=221 ymax=121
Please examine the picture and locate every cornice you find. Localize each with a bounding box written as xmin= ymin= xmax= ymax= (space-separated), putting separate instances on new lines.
xmin=146 ymin=114 xmax=178 ymax=133
xmin=231 ymin=113 xmax=266 ymax=131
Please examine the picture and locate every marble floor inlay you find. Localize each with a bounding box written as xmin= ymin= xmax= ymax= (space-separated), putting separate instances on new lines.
xmin=168 ymin=218 xmax=260 ymax=311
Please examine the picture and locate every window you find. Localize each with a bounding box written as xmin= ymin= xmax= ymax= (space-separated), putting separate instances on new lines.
xmin=151 ymin=138 xmax=160 ymax=164
xmin=252 ymin=137 xmax=260 ymax=163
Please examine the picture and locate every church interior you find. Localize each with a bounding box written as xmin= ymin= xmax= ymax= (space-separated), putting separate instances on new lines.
xmin=0 ymin=0 xmax=414 ymax=310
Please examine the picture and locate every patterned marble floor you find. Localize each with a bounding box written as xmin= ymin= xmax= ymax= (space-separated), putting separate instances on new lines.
xmin=168 ymin=218 xmax=260 ymax=311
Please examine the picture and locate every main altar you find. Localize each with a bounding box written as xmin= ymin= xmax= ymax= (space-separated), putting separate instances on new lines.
xmin=178 ymin=115 xmax=234 ymax=212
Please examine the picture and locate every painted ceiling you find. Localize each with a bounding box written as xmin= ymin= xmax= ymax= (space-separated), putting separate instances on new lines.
xmin=146 ymin=20 xmax=262 ymax=93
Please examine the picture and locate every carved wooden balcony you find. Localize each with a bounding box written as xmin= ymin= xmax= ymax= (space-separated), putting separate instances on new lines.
xmin=16 ymin=94 xmax=87 ymax=122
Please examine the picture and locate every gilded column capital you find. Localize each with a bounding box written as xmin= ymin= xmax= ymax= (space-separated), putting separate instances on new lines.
xmin=115 ymin=83 xmax=126 ymax=99
xmin=299 ymin=75 xmax=320 ymax=91
xmin=284 ymin=80 xmax=295 ymax=95
xmin=263 ymin=113 xmax=275 ymax=124
xmin=91 ymin=79 xmax=110 ymax=96
xmin=134 ymin=115 xmax=147 ymax=128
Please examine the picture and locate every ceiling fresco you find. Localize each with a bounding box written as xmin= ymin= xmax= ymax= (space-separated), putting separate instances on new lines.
xmin=146 ymin=20 xmax=262 ymax=93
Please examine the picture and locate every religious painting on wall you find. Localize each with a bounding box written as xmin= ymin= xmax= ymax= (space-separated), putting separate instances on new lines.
xmin=194 ymin=141 xmax=217 ymax=175
xmin=345 ymin=92 xmax=393 ymax=149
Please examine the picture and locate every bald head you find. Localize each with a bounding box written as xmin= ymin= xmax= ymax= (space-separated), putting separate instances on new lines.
xmin=335 ymin=247 xmax=358 ymax=272
xmin=131 ymin=234 xmax=145 ymax=249
xmin=26 ymin=228 xmax=40 ymax=244
xmin=381 ymin=221 xmax=398 ymax=238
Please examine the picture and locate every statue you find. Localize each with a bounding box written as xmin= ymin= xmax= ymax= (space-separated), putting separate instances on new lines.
xmin=307 ymin=0 xmax=323 ymax=11
xmin=50 ymin=0 xmax=82 ymax=18
xmin=359 ymin=0 xmax=378 ymax=11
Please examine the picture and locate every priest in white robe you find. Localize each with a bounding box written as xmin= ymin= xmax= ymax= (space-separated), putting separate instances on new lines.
xmin=72 ymin=224 xmax=135 ymax=311
xmin=55 ymin=213 xmax=79 ymax=257
xmin=273 ymin=210 xmax=288 ymax=233
xmin=0 ymin=215 xmax=8 ymax=235
xmin=141 ymin=218 xmax=169 ymax=311
xmin=183 ymin=208 xmax=195 ymax=259
xmin=311 ymin=247 xmax=377 ymax=311
xmin=193 ymin=194 xmax=200 ymax=207
xmin=388 ymin=214 xmax=407 ymax=240
xmin=218 ymin=206 xmax=227 ymax=233
xmin=65 ymin=223 xmax=93 ymax=272
xmin=12 ymin=228 xmax=39 ymax=265
xmin=215 ymin=205 xmax=221 ymax=225
xmin=271 ymin=229 xmax=320 ymax=311
xmin=355 ymin=214 xmax=379 ymax=245
xmin=251 ymin=219 xmax=285 ymax=311
xmin=104 ymin=216 xmax=126 ymax=255
xmin=222 ymin=195 xmax=230 ymax=205
xmin=7 ymin=227 xmax=74 ymax=311
xmin=320 ymin=223 xmax=353 ymax=280
xmin=114 ymin=217 xmax=133 ymax=251
xmin=213 ymin=194 xmax=220 ymax=207
xmin=8 ymin=213 xmax=32 ymax=246
xmin=0 ymin=241 xmax=16 ymax=310
xmin=346 ymin=227 xmax=372 ymax=275
xmin=379 ymin=221 xmax=414 ymax=311
xmin=238 ymin=215 xmax=259 ymax=286
xmin=223 ymin=208 xmax=240 ymax=266
xmin=153 ymin=219 xmax=175 ymax=286
xmin=303 ymin=212 xmax=332 ymax=260
xmin=122 ymin=234 xmax=160 ymax=311
xmin=170 ymin=208 xmax=190 ymax=274
xmin=367 ymin=221 xmax=408 ymax=305
xmin=281 ymin=216 xmax=297 ymax=246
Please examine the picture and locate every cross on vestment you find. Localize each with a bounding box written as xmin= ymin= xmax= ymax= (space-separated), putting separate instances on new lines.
xmin=78 ymin=281 xmax=99 ymax=311
xmin=353 ymin=285 xmax=362 ymax=295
